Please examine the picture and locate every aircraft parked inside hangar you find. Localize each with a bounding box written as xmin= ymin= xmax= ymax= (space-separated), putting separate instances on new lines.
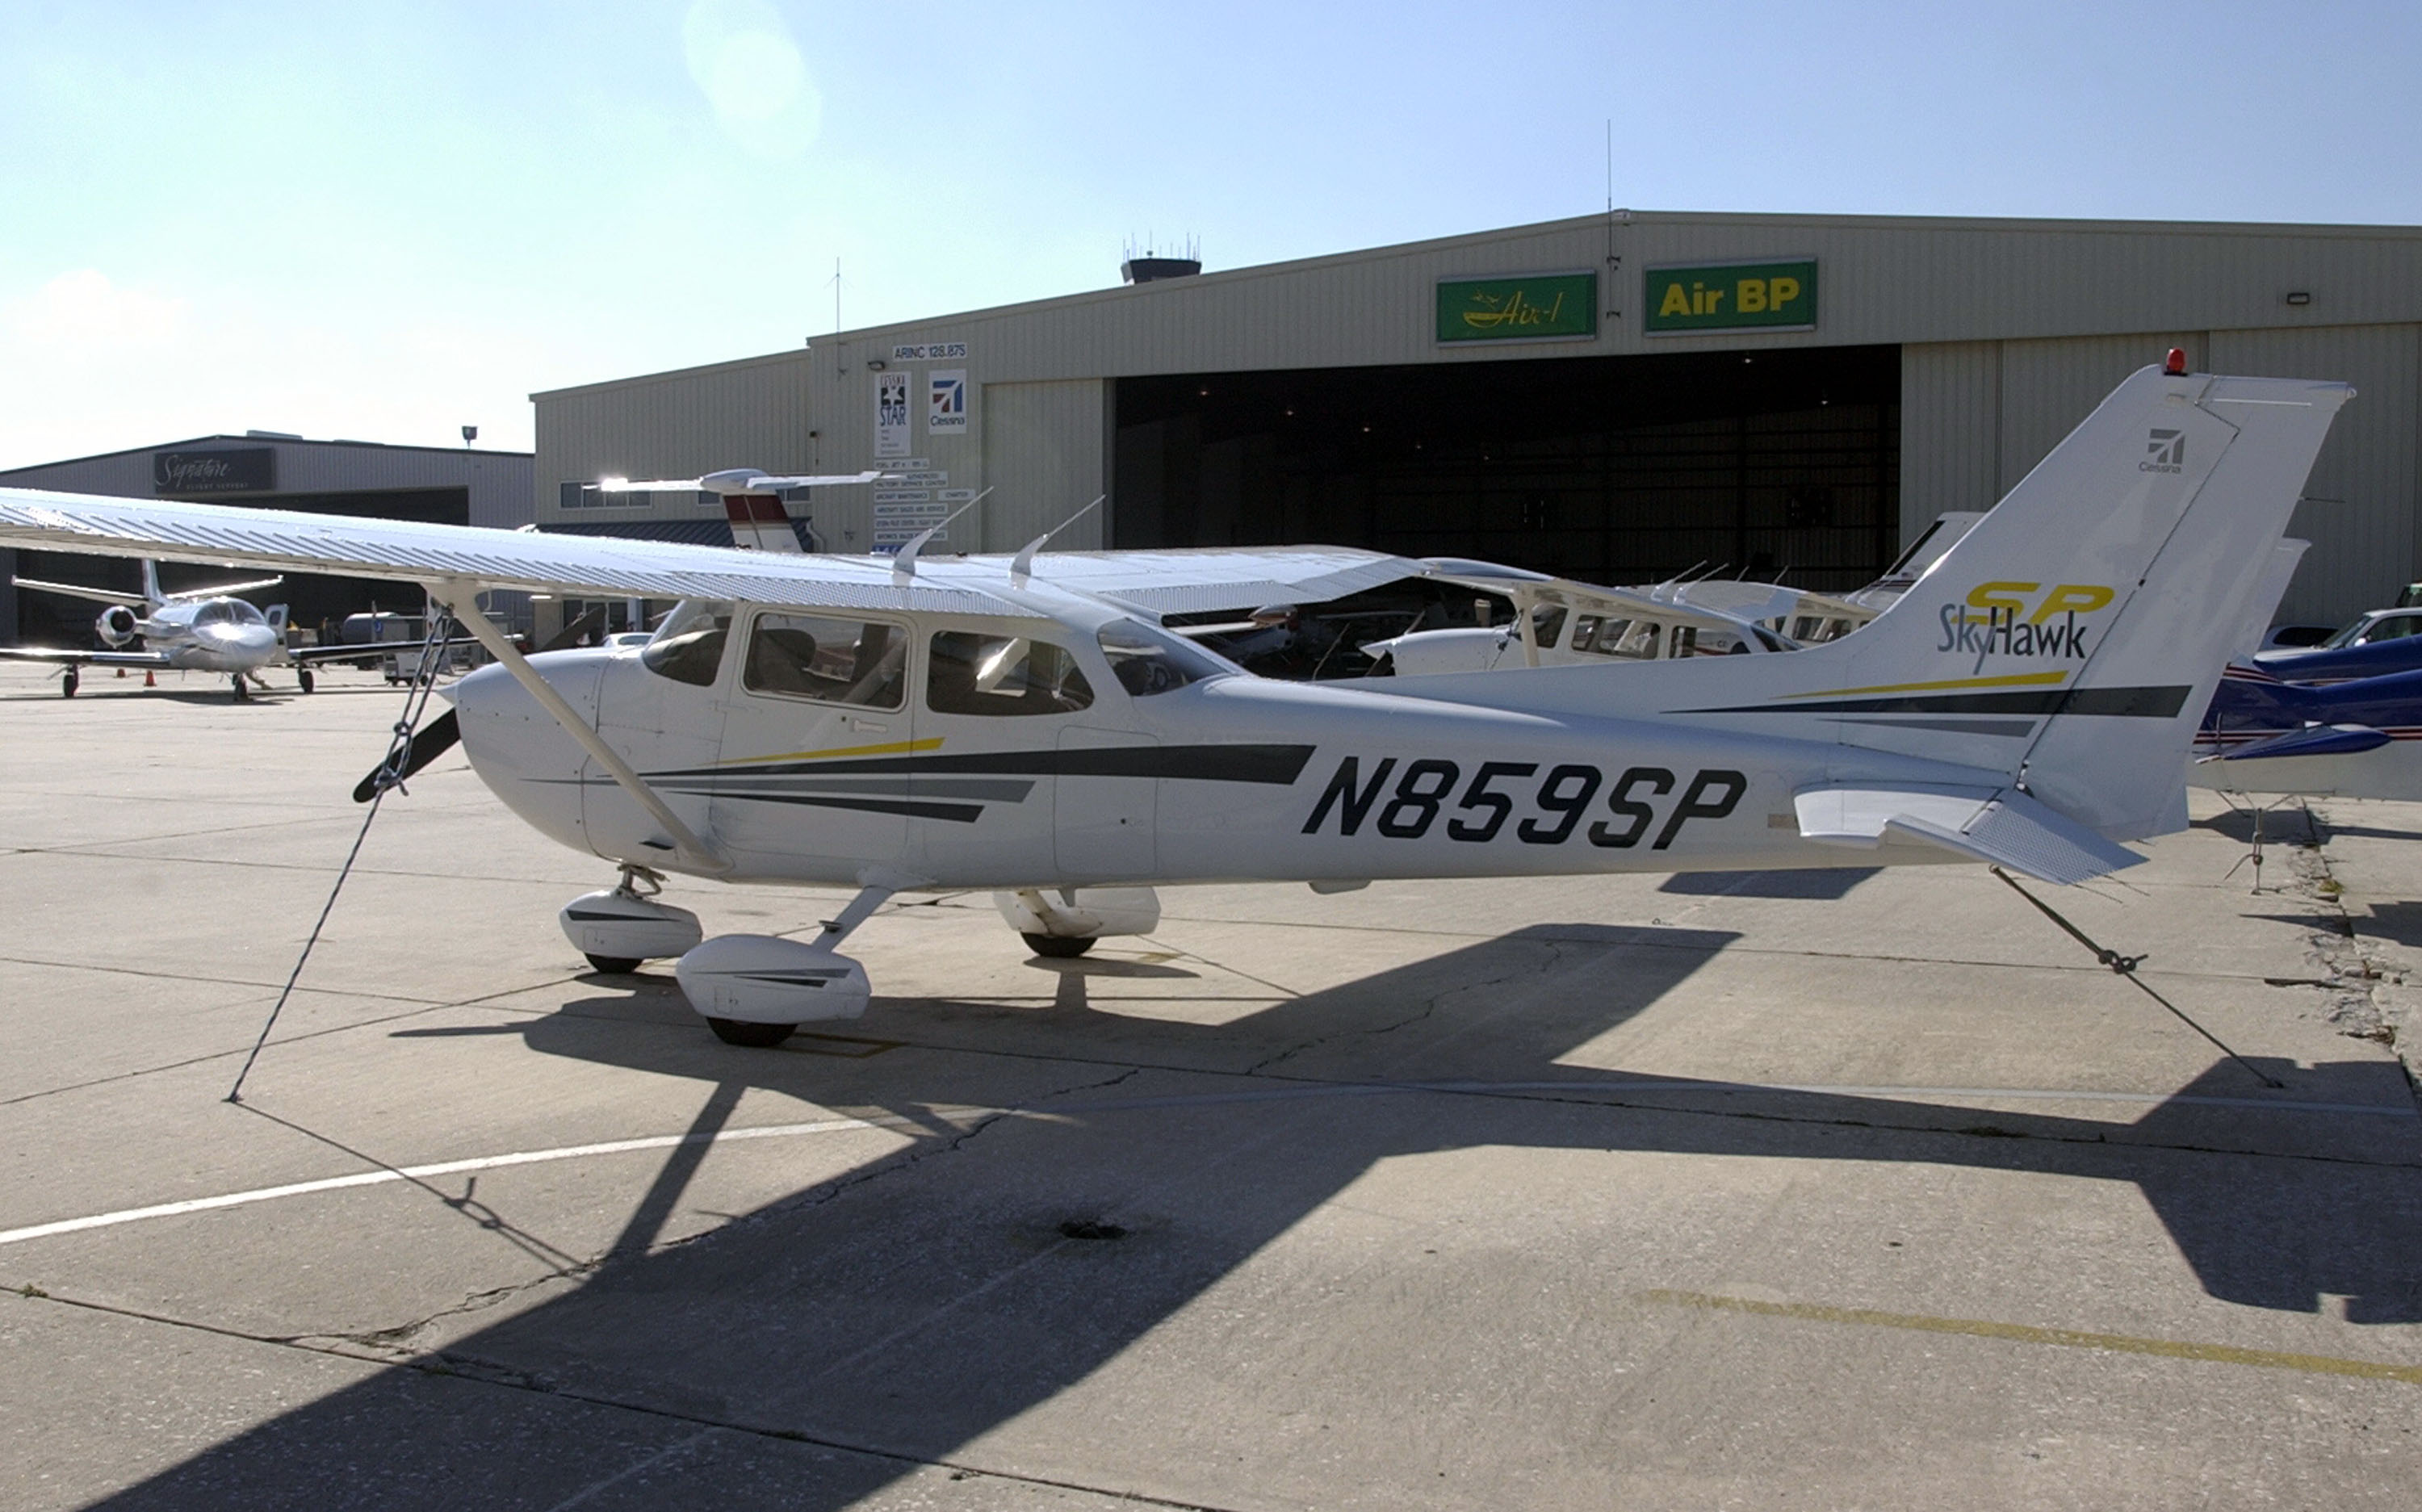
xmin=0 ymin=357 xmax=2350 ymax=1048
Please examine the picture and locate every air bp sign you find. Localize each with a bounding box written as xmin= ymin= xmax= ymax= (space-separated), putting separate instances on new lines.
xmin=1645 ymin=259 xmax=1818 ymax=334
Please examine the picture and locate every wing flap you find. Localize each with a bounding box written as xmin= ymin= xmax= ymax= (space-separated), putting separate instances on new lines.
xmin=1796 ymin=783 xmax=2143 ymax=886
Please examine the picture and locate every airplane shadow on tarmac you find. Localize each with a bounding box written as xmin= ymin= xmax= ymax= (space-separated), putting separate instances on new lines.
xmin=98 ymin=922 xmax=2422 ymax=1509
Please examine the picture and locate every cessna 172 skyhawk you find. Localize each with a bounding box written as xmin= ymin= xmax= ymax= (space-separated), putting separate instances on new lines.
xmin=0 ymin=359 xmax=2350 ymax=1046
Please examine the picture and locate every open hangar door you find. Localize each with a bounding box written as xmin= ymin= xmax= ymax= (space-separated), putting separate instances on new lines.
xmin=1113 ymin=344 xmax=1898 ymax=595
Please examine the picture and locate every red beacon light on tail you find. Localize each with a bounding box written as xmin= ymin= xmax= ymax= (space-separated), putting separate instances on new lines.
xmin=2164 ymin=348 xmax=2188 ymax=376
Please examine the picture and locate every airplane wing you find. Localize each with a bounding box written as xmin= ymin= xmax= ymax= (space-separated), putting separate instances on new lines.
xmin=1794 ymin=784 xmax=2145 ymax=886
xmin=161 ymin=575 xmax=285 ymax=603
xmin=0 ymin=488 xmax=1035 ymax=618
xmin=0 ymin=646 xmax=169 ymax=668
xmin=285 ymin=636 xmax=488 ymax=665
xmin=1016 ymin=547 xmax=1423 ymax=617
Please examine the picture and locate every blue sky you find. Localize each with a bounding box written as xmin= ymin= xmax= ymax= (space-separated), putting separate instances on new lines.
xmin=2 ymin=1 xmax=2416 ymax=468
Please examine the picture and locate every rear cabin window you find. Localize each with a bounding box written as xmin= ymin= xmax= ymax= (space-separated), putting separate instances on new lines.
xmin=927 ymin=631 xmax=1093 ymax=716
xmin=744 ymin=615 xmax=907 ymax=708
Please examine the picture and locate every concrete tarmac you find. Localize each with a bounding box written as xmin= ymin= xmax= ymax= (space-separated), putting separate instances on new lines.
xmin=2 ymin=661 xmax=2418 ymax=1509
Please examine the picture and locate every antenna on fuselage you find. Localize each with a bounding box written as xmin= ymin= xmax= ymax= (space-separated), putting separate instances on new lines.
xmin=1010 ymin=494 xmax=1107 ymax=586
xmin=890 ymin=487 xmax=993 ymax=585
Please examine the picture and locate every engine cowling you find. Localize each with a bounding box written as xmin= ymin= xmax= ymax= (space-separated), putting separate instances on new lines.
xmin=96 ymin=605 xmax=139 ymax=647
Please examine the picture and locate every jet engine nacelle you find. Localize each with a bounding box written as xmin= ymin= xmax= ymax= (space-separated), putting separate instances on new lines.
xmin=96 ymin=605 xmax=139 ymax=647
xmin=675 ymin=935 xmax=872 ymax=1024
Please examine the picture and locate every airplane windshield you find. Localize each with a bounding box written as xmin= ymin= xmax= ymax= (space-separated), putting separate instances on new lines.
xmin=1096 ymin=619 xmax=1235 ymax=697
xmin=191 ymin=600 xmax=266 ymax=627
xmin=2321 ymin=613 xmax=2422 ymax=649
xmin=642 ymin=600 xmax=732 ymax=687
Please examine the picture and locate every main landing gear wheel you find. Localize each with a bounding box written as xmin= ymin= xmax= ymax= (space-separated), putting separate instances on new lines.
xmin=60 ymin=668 xmax=78 ymax=698
xmin=298 ymin=668 xmax=315 ymax=693
xmin=584 ymin=953 xmax=644 ymax=974
xmin=706 ymin=1017 xmax=797 ymax=1048
xmin=1023 ymin=932 xmax=1096 ymax=959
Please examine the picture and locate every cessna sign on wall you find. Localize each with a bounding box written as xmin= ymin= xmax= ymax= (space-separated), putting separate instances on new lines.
xmin=153 ymin=448 xmax=275 ymax=496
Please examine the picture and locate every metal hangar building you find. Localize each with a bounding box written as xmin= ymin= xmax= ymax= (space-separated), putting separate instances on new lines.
xmin=534 ymin=210 xmax=2422 ymax=625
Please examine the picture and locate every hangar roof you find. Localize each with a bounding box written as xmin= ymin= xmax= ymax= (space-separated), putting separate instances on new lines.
xmin=534 ymin=208 xmax=2422 ymax=400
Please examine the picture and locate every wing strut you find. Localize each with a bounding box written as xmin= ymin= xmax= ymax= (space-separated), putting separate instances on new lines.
xmin=424 ymin=579 xmax=730 ymax=875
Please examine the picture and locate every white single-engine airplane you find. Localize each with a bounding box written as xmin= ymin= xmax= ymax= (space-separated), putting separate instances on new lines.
xmin=0 ymin=359 xmax=2350 ymax=1046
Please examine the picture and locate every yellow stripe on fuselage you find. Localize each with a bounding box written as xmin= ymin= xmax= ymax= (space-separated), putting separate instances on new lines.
xmin=1777 ymin=670 xmax=2072 ymax=700
xmin=717 ymin=736 xmax=944 ymax=765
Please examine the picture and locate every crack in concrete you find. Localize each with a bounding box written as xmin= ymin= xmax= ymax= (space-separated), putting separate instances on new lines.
xmin=2296 ymin=802 xmax=2422 ymax=1099
xmin=1238 ymin=939 xmax=1570 ymax=1078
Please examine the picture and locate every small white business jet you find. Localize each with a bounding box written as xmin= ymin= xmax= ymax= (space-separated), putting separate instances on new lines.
xmin=0 ymin=358 xmax=2350 ymax=1046
xmin=3 ymin=559 xmax=311 ymax=699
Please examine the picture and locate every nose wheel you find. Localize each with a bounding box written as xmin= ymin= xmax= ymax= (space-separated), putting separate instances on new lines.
xmin=60 ymin=668 xmax=78 ymax=698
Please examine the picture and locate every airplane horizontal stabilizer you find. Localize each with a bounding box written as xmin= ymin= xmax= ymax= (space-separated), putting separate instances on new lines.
xmin=2207 ymin=723 xmax=2393 ymax=762
xmin=1795 ymin=784 xmax=2144 ymax=886
xmin=10 ymin=576 xmax=147 ymax=609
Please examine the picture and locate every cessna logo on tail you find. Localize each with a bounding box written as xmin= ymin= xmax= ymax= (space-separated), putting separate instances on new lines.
xmin=2141 ymin=429 xmax=2185 ymax=473
xmin=1937 ymin=582 xmax=2115 ymax=672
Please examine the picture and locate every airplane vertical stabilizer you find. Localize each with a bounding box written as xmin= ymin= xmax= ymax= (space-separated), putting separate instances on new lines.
xmin=140 ymin=559 xmax=164 ymax=608
xmin=724 ymin=494 xmax=805 ymax=553
xmin=1822 ymin=363 xmax=2351 ymax=838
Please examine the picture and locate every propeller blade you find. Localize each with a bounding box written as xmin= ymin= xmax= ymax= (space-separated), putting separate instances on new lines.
xmin=540 ymin=606 xmax=607 ymax=652
xmin=350 ymin=609 xmax=606 ymax=801
xmin=353 ymin=710 xmax=460 ymax=803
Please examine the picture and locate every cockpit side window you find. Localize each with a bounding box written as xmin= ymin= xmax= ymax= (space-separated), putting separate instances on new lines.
xmin=1096 ymin=619 xmax=1234 ymax=697
xmin=1529 ymin=604 xmax=1569 ymax=648
xmin=928 ymin=631 xmax=1093 ymax=715
xmin=744 ymin=614 xmax=907 ymax=706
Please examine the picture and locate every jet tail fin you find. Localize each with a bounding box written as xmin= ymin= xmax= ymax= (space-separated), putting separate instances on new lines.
xmin=140 ymin=559 xmax=163 ymax=608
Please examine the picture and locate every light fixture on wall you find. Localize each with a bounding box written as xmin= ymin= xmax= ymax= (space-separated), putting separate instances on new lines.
xmin=2285 ymin=291 xmax=2312 ymax=306
xmin=865 ymin=358 xmax=888 ymax=370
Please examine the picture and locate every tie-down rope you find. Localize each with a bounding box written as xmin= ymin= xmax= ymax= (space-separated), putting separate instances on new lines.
xmin=225 ymin=608 xmax=460 ymax=1104
xmin=1990 ymin=865 xmax=2282 ymax=1089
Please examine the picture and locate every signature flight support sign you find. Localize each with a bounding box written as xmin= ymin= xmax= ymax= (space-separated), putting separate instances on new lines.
xmin=1435 ymin=271 xmax=1599 ymax=344
xmin=1644 ymin=259 xmax=1818 ymax=334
